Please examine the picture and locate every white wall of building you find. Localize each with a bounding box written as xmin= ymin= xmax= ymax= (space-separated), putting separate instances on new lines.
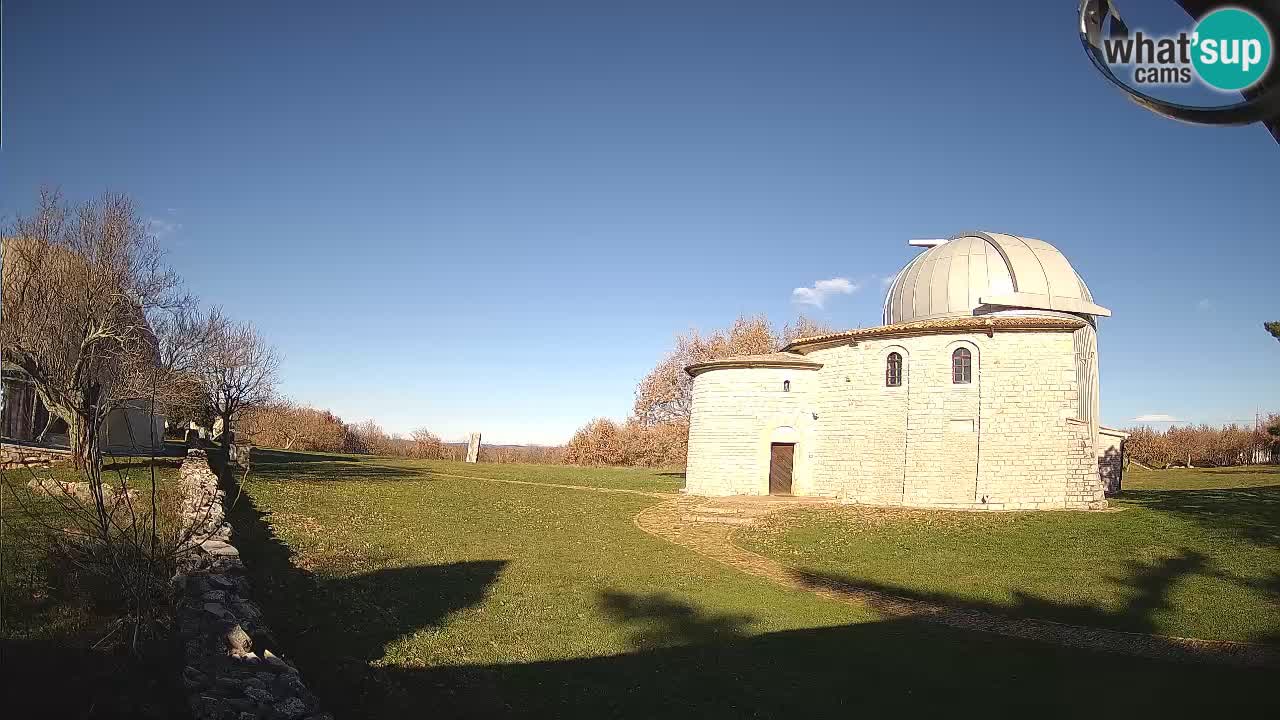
xmin=685 ymin=328 xmax=1105 ymax=510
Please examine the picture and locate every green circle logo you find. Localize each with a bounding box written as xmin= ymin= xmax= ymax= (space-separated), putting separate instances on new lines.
xmin=1191 ymin=7 xmax=1273 ymax=91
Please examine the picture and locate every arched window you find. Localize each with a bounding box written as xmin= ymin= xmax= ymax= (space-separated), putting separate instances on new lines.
xmin=885 ymin=352 xmax=903 ymax=387
xmin=952 ymin=347 xmax=972 ymax=384
xmin=782 ymin=380 xmax=791 ymax=392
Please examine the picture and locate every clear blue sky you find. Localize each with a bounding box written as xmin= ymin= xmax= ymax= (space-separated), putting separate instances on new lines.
xmin=3 ymin=1 xmax=1277 ymax=444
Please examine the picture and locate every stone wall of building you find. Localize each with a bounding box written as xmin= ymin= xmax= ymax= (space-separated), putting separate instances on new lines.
xmin=174 ymin=449 xmax=329 ymax=720
xmin=685 ymin=328 xmax=1108 ymax=510
xmin=685 ymin=366 xmax=816 ymax=495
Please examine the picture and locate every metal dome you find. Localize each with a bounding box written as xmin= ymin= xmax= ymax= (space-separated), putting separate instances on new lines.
xmin=882 ymin=232 xmax=1111 ymax=325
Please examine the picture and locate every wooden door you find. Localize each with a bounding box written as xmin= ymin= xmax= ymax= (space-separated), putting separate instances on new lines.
xmin=769 ymin=443 xmax=795 ymax=495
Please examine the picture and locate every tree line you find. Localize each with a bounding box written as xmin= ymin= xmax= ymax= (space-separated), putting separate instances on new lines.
xmin=238 ymin=400 xmax=565 ymax=463
xmin=1125 ymin=416 xmax=1280 ymax=469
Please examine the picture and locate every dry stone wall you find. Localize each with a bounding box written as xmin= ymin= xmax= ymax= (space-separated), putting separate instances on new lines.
xmin=0 ymin=442 xmax=71 ymax=468
xmin=174 ymin=448 xmax=330 ymax=720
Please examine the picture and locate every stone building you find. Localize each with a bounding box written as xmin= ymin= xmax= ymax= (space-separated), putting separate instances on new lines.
xmin=1 ymin=366 xmax=167 ymax=454
xmin=684 ymin=231 xmax=1127 ymax=510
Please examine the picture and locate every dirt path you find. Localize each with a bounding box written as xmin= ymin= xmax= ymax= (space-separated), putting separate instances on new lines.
xmin=633 ymin=495 xmax=1280 ymax=669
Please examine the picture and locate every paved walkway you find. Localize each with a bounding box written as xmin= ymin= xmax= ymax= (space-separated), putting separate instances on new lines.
xmin=633 ymin=494 xmax=1280 ymax=669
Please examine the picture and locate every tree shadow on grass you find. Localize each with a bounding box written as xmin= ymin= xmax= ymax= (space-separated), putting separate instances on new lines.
xmin=598 ymin=590 xmax=752 ymax=648
xmin=381 ymin=590 xmax=1279 ymax=719
xmin=791 ymin=546 xmax=1280 ymax=646
xmin=1120 ymin=484 xmax=1280 ymax=549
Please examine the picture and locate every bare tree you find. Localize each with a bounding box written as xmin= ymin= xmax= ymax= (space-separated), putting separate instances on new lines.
xmin=195 ymin=313 xmax=279 ymax=447
xmin=2 ymin=188 xmax=192 ymax=469
xmin=780 ymin=315 xmax=834 ymax=344
xmin=1 ymin=190 xmax=224 ymax=655
xmin=410 ymin=427 xmax=444 ymax=459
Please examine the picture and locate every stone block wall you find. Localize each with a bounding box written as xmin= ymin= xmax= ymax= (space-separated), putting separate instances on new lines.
xmin=174 ymin=449 xmax=329 ymax=720
xmin=685 ymin=367 xmax=815 ymax=495
xmin=685 ymin=327 xmax=1108 ymax=510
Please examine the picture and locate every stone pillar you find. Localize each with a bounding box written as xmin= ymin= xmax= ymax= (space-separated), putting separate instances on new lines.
xmin=466 ymin=432 xmax=481 ymax=463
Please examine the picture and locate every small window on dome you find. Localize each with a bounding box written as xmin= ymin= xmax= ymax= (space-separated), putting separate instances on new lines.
xmin=886 ymin=352 xmax=903 ymax=387
xmin=952 ymin=348 xmax=972 ymax=384
xmin=783 ymin=380 xmax=791 ymax=392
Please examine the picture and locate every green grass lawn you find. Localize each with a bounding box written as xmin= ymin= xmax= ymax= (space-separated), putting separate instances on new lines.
xmin=738 ymin=465 xmax=1280 ymax=645
xmin=233 ymin=450 xmax=1278 ymax=718
xmin=249 ymin=448 xmax=684 ymax=494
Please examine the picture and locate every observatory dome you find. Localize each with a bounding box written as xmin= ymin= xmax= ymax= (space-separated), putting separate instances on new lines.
xmin=882 ymin=232 xmax=1110 ymax=325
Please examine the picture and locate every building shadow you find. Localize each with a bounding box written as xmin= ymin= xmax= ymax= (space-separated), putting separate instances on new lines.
xmin=598 ymin=590 xmax=752 ymax=648
xmin=222 ymin=451 xmax=508 ymax=712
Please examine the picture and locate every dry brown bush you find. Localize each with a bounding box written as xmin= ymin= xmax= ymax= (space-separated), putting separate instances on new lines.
xmin=564 ymin=417 xmax=688 ymax=467
xmin=1125 ymin=415 xmax=1278 ymax=468
xmin=240 ymin=401 xmax=348 ymax=452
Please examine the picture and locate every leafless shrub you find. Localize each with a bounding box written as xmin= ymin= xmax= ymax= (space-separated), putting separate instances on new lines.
xmin=240 ymin=400 xmax=348 ymax=452
xmin=564 ymin=417 xmax=688 ymax=467
xmin=482 ymin=444 xmax=566 ymax=464
xmin=1125 ymin=415 xmax=1279 ymax=468
xmin=0 ymin=448 xmax=226 ymax=655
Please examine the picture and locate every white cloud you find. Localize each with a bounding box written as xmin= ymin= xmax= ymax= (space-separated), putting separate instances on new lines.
xmin=792 ymin=277 xmax=859 ymax=308
xmin=1196 ymin=298 xmax=1211 ymax=311
xmin=147 ymin=216 xmax=183 ymax=239
xmin=880 ymin=274 xmax=897 ymax=289
xmin=1131 ymin=413 xmax=1183 ymax=423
